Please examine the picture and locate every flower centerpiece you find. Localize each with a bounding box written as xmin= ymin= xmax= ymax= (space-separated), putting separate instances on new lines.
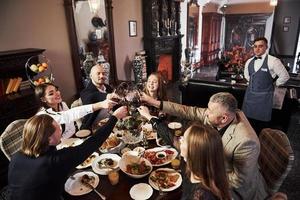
xmin=218 ymin=45 xmax=253 ymax=80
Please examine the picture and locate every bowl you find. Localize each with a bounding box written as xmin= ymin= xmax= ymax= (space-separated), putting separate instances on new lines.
xmin=119 ymin=151 xmax=153 ymax=179
xmin=99 ymin=134 xmax=126 ymax=154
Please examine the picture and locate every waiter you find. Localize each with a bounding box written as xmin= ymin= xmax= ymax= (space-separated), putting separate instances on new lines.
xmin=242 ymin=37 xmax=289 ymax=133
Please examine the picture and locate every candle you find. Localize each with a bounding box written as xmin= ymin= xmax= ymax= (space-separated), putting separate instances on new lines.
xmin=175 ymin=22 xmax=177 ymax=33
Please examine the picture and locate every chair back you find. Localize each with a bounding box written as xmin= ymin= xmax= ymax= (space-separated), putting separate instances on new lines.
xmin=0 ymin=119 xmax=27 ymax=160
xmin=71 ymin=98 xmax=83 ymax=129
xmin=259 ymin=128 xmax=294 ymax=195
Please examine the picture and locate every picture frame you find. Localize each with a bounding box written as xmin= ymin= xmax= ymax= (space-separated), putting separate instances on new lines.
xmin=283 ymin=16 xmax=291 ymax=24
xmin=283 ymin=26 xmax=289 ymax=32
xmin=129 ymin=20 xmax=137 ymax=37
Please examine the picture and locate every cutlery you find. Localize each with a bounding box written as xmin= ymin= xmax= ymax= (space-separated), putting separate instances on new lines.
xmin=81 ymin=177 xmax=107 ymax=200
xmin=157 ymin=183 xmax=164 ymax=196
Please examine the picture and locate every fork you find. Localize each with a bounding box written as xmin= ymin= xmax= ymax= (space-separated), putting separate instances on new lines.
xmin=82 ymin=180 xmax=106 ymax=200
xmin=157 ymin=183 xmax=164 ymax=196
xmin=70 ymin=175 xmax=106 ymax=200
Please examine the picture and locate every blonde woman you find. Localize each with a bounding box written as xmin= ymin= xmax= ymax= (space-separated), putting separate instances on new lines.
xmin=8 ymin=106 xmax=127 ymax=200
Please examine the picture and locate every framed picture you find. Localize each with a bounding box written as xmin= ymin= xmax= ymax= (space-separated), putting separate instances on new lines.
xmin=283 ymin=16 xmax=291 ymax=24
xmin=129 ymin=20 xmax=137 ymax=37
xmin=283 ymin=26 xmax=289 ymax=32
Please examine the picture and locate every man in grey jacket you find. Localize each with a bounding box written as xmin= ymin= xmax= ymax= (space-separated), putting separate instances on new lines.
xmin=141 ymin=92 xmax=268 ymax=200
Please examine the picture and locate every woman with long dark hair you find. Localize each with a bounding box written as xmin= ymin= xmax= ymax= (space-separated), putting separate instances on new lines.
xmin=35 ymin=83 xmax=117 ymax=138
xmin=137 ymin=106 xmax=231 ymax=200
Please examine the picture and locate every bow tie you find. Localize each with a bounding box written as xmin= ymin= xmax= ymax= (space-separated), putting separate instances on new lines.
xmin=254 ymin=56 xmax=262 ymax=60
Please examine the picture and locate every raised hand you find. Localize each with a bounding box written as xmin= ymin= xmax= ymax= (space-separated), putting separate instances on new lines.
xmin=100 ymin=99 xmax=118 ymax=110
xmin=140 ymin=92 xmax=160 ymax=108
xmin=112 ymin=106 xmax=128 ymax=120
xmin=137 ymin=106 xmax=152 ymax=121
xmin=106 ymin=91 xmax=122 ymax=102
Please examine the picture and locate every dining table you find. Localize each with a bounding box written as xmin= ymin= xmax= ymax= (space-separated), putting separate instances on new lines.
xmin=62 ymin=120 xmax=185 ymax=200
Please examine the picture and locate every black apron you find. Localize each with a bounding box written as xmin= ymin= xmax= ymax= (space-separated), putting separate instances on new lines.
xmin=242 ymin=55 xmax=274 ymax=122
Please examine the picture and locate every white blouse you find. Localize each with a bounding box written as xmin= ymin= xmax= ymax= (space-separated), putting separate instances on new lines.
xmin=37 ymin=102 xmax=93 ymax=138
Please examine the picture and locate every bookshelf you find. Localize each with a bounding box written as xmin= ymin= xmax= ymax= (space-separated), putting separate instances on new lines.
xmin=0 ymin=48 xmax=45 ymax=133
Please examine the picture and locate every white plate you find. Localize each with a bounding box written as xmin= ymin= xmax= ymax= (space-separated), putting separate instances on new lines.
xmin=76 ymin=152 xmax=99 ymax=169
xmin=92 ymin=154 xmax=121 ymax=175
xmin=65 ymin=171 xmax=99 ymax=196
xmin=143 ymin=147 xmax=178 ymax=167
xmin=57 ymin=138 xmax=84 ymax=150
xmin=148 ymin=168 xmax=182 ymax=192
xmin=130 ymin=183 xmax=153 ymax=200
xmin=75 ymin=129 xmax=91 ymax=138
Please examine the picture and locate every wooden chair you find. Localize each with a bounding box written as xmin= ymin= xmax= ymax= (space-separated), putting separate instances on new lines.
xmin=0 ymin=119 xmax=27 ymax=161
xmin=71 ymin=98 xmax=83 ymax=129
xmin=259 ymin=128 xmax=294 ymax=196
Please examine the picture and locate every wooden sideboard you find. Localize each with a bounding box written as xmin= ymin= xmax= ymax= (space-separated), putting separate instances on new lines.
xmin=0 ymin=48 xmax=45 ymax=133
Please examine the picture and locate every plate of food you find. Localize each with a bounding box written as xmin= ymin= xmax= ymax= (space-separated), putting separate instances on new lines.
xmin=57 ymin=138 xmax=84 ymax=150
xmin=143 ymin=147 xmax=178 ymax=167
xmin=99 ymin=134 xmax=125 ymax=154
xmin=141 ymin=123 xmax=157 ymax=140
xmin=92 ymin=154 xmax=121 ymax=175
xmin=149 ymin=168 xmax=182 ymax=192
xmin=119 ymin=151 xmax=152 ymax=179
xmin=122 ymin=130 xmax=143 ymax=144
xmin=76 ymin=152 xmax=99 ymax=169
xmin=65 ymin=171 xmax=99 ymax=196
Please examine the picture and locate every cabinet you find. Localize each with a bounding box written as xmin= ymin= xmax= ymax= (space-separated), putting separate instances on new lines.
xmin=201 ymin=12 xmax=222 ymax=65
xmin=0 ymin=48 xmax=45 ymax=133
xmin=142 ymin=0 xmax=183 ymax=81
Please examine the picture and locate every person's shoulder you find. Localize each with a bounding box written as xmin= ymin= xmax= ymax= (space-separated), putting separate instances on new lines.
xmin=267 ymin=54 xmax=282 ymax=62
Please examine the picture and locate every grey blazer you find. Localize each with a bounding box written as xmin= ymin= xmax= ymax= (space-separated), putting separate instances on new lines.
xmin=162 ymin=101 xmax=268 ymax=200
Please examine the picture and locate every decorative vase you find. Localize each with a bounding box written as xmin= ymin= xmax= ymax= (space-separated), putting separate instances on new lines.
xmin=82 ymin=52 xmax=95 ymax=84
xmin=133 ymin=54 xmax=146 ymax=85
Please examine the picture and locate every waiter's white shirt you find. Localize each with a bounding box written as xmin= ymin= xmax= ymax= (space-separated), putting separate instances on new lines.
xmin=37 ymin=102 xmax=93 ymax=138
xmin=244 ymin=52 xmax=290 ymax=86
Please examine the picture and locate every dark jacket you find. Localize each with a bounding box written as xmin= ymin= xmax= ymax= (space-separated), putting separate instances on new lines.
xmin=80 ymin=81 xmax=113 ymax=129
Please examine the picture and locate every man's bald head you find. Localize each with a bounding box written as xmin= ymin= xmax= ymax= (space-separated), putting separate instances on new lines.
xmin=90 ymin=64 xmax=107 ymax=88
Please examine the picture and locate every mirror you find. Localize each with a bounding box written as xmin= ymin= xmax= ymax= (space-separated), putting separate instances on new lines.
xmin=64 ymin=0 xmax=116 ymax=93
xmin=186 ymin=0 xmax=200 ymax=63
